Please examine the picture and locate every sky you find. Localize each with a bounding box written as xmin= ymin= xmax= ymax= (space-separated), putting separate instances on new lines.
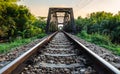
xmin=17 ymin=0 xmax=120 ymax=18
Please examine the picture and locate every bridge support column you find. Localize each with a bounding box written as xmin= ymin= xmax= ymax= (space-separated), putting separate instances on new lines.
xmin=70 ymin=8 xmax=76 ymax=34
xmin=46 ymin=8 xmax=51 ymax=33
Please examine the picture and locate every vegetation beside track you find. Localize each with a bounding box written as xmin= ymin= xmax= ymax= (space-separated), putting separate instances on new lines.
xmin=0 ymin=1 xmax=47 ymax=53
xmin=75 ymin=11 xmax=120 ymax=55
xmin=0 ymin=33 xmax=46 ymax=53
xmin=77 ymin=31 xmax=120 ymax=55
xmin=0 ymin=1 xmax=46 ymax=41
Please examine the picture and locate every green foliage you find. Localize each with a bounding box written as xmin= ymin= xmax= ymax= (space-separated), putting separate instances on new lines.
xmin=0 ymin=0 xmax=17 ymax=2
xmin=90 ymin=33 xmax=111 ymax=45
xmin=77 ymin=30 xmax=91 ymax=41
xmin=77 ymin=31 xmax=120 ymax=55
xmin=0 ymin=1 xmax=46 ymax=41
xmin=76 ymin=11 xmax=120 ymax=55
xmin=77 ymin=30 xmax=111 ymax=45
xmin=0 ymin=38 xmax=31 ymax=53
xmin=36 ymin=33 xmax=47 ymax=38
xmin=75 ymin=11 xmax=120 ymax=43
xmin=0 ymin=33 xmax=46 ymax=53
xmin=32 ymin=17 xmax=46 ymax=33
xmin=0 ymin=1 xmax=47 ymax=54
xmin=100 ymin=44 xmax=120 ymax=55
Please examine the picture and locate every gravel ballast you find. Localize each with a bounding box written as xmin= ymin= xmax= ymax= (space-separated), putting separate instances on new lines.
xmin=0 ymin=32 xmax=120 ymax=70
xmin=68 ymin=33 xmax=120 ymax=69
xmin=0 ymin=36 xmax=48 ymax=69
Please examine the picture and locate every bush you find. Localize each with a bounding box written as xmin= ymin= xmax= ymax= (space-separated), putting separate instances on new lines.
xmin=76 ymin=31 xmax=120 ymax=55
xmin=77 ymin=31 xmax=111 ymax=45
xmin=91 ymin=33 xmax=111 ymax=45
xmin=77 ymin=30 xmax=91 ymax=41
xmin=36 ymin=33 xmax=47 ymax=38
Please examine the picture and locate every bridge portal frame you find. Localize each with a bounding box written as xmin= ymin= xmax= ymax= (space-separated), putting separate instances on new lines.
xmin=46 ymin=8 xmax=76 ymax=33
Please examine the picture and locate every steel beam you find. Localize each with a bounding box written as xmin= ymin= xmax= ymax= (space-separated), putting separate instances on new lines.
xmin=46 ymin=8 xmax=76 ymax=33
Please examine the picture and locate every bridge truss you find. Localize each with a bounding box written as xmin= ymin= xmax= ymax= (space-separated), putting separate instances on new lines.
xmin=46 ymin=8 xmax=76 ymax=33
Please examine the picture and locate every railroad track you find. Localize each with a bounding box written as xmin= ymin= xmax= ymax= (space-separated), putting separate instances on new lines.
xmin=0 ymin=32 xmax=120 ymax=74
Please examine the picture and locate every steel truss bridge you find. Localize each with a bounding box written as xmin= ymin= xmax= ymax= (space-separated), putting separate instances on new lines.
xmin=46 ymin=8 xmax=76 ymax=33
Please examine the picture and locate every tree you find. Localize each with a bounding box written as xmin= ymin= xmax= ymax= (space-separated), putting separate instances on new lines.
xmin=75 ymin=11 xmax=120 ymax=43
xmin=0 ymin=1 xmax=45 ymax=41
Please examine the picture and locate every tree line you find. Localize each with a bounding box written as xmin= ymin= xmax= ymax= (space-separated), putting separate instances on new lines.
xmin=0 ymin=1 xmax=46 ymax=41
xmin=75 ymin=11 xmax=120 ymax=43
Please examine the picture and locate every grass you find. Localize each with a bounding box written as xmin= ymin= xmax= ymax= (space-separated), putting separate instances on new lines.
xmin=0 ymin=33 xmax=46 ymax=54
xmin=77 ymin=31 xmax=120 ymax=56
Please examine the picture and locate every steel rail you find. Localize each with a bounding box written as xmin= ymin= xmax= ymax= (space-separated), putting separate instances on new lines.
xmin=63 ymin=31 xmax=120 ymax=74
xmin=0 ymin=31 xmax=120 ymax=74
xmin=0 ymin=32 xmax=58 ymax=74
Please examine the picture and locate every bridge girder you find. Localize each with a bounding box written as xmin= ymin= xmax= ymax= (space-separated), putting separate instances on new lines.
xmin=46 ymin=8 xmax=76 ymax=33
